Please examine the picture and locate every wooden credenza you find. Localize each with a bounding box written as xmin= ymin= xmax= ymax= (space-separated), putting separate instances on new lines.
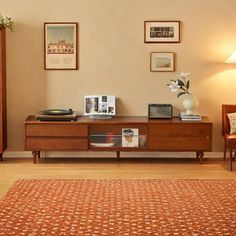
xmin=25 ymin=116 xmax=212 ymax=163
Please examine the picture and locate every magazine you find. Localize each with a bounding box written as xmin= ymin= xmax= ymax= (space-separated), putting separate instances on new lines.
xmin=84 ymin=95 xmax=116 ymax=116
xmin=122 ymin=128 xmax=139 ymax=147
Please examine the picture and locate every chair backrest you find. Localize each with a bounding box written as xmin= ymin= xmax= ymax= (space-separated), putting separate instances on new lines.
xmin=222 ymin=104 xmax=236 ymax=135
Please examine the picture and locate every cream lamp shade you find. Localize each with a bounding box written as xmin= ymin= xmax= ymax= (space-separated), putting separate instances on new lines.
xmin=225 ymin=51 xmax=236 ymax=63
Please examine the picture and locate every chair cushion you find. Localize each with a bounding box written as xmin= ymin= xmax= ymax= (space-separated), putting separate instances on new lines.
xmin=225 ymin=134 xmax=236 ymax=140
xmin=225 ymin=134 xmax=236 ymax=146
xmin=227 ymin=112 xmax=236 ymax=134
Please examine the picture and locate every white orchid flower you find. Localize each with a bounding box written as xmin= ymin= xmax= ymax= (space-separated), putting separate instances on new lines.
xmin=167 ymin=72 xmax=191 ymax=97
xmin=178 ymin=72 xmax=190 ymax=79
xmin=168 ymin=80 xmax=180 ymax=93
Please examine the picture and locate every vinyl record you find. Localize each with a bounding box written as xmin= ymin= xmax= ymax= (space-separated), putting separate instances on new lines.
xmin=41 ymin=109 xmax=72 ymax=116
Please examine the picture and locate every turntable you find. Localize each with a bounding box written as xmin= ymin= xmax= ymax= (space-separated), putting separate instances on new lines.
xmin=36 ymin=109 xmax=77 ymax=121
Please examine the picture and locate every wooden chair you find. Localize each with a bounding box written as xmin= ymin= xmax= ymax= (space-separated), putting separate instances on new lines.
xmin=222 ymin=104 xmax=236 ymax=170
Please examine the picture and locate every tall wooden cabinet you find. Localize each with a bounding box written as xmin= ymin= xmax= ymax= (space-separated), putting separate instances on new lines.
xmin=0 ymin=25 xmax=7 ymax=161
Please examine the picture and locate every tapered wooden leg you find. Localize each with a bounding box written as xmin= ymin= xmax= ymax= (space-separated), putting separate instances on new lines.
xmin=230 ymin=148 xmax=233 ymax=171
xmin=231 ymin=158 xmax=233 ymax=171
xmin=196 ymin=152 xmax=199 ymax=159
xmin=0 ymin=153 xmax=2 ymax=161
xmin=224 ymin=140 xmax=227 ymax=159
xmin=32 ymin=151 xmax=37 ymax=164
xmin=116 ymin=151 xmax=120 ymax=159
xmin=196 ymin=151 xmax=204 ymax=164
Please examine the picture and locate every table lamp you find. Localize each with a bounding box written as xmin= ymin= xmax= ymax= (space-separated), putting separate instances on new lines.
xmin=225 ymin=51 xmax=236 ymax=63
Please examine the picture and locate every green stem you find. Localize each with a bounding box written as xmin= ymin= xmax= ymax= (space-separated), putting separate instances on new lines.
xmin=180 ymin=87 xmax=189 ymax=93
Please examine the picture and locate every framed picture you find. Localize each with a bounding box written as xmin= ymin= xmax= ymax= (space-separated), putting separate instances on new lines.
xmin=144 ymin=21 xmax=180 ymax=43
xmin=44 ymin=22 xmax=78 ymax=70
xmin=122 ymin=128 xmax=139 ymax=147
xmin=84 ymin=95 xmax=116 ymax=117
xmin=150 ymin=52 xmax=175 ymax=72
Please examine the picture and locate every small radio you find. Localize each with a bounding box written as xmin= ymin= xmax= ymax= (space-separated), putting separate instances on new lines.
xmin=148 ymin=104 xmax=173 ymax=119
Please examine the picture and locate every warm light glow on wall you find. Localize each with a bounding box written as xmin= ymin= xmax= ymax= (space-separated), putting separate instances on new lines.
xmin=225 ymin=51 xmax=236 ymax=63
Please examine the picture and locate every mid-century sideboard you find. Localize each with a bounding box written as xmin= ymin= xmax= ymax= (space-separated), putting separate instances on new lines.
xmin=25 ymin=116 xmax=212 ymax=163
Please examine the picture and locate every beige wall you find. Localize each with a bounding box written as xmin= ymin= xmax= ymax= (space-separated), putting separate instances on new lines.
xmin=2 ymin=0 xmax=236 ymax=151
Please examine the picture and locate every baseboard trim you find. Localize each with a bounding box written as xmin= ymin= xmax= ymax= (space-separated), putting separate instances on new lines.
xmin=3 ymin=151 xmax=224 ymax=159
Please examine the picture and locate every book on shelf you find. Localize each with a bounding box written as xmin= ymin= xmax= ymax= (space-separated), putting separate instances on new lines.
xmin=180 ymin=111 xmax=202 ymax=121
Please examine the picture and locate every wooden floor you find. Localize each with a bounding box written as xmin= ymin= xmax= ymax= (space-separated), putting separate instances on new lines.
xmin=0 ymin=157 xmax=235 ymax=197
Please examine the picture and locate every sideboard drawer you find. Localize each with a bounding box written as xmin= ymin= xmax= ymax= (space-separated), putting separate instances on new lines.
xmin=26 ymin=124 xmax=88 ymax=137
xmin=26 ymin=137 xmax=88 ymax=150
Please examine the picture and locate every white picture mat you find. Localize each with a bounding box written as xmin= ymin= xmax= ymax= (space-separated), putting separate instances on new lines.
xmin=145 ymin=21 xmax=180 ymax=43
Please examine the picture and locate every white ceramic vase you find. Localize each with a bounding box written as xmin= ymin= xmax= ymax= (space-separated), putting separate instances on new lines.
xmin=182 ymin=94 xmax=199 ymax=114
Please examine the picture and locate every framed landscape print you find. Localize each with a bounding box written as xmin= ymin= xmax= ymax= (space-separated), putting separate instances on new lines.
xmin=144 ymin=21 xmax=180 ymax=43
xmin=150 ymin=52 xmax=175 ymax=72
xmin=44 ymin=22 xmax=78 ymax=70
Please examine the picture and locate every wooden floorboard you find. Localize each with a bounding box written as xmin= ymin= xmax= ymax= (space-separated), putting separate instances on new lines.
xmin=0 ymin=157 xmax=235 ymax=197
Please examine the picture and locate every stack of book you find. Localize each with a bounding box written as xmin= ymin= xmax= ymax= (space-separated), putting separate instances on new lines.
xmin=180 ymin=111 xmax=202 ymax=121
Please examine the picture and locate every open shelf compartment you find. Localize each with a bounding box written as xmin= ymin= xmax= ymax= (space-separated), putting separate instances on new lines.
xmin=89 ymin=124 xmax=148 ymax=149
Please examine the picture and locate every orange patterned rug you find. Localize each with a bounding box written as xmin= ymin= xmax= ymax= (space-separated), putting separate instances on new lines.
xmin=0 ymin=179 xmax=235 ymax=235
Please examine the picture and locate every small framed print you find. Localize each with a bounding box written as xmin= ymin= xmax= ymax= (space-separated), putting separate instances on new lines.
xmin=150 ymin=52 xmax=175 ymax=72
xmin=44 ymin=22 xmax=78 ymax=70
xmin=144 ymin=21 xmax=180 ymax=43
xmin=122 ymin=128 xmax=139 ymax=147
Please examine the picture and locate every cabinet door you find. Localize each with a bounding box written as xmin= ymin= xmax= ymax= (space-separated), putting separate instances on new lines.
xmin=148 ymin=123 xmax=212 ymax=151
